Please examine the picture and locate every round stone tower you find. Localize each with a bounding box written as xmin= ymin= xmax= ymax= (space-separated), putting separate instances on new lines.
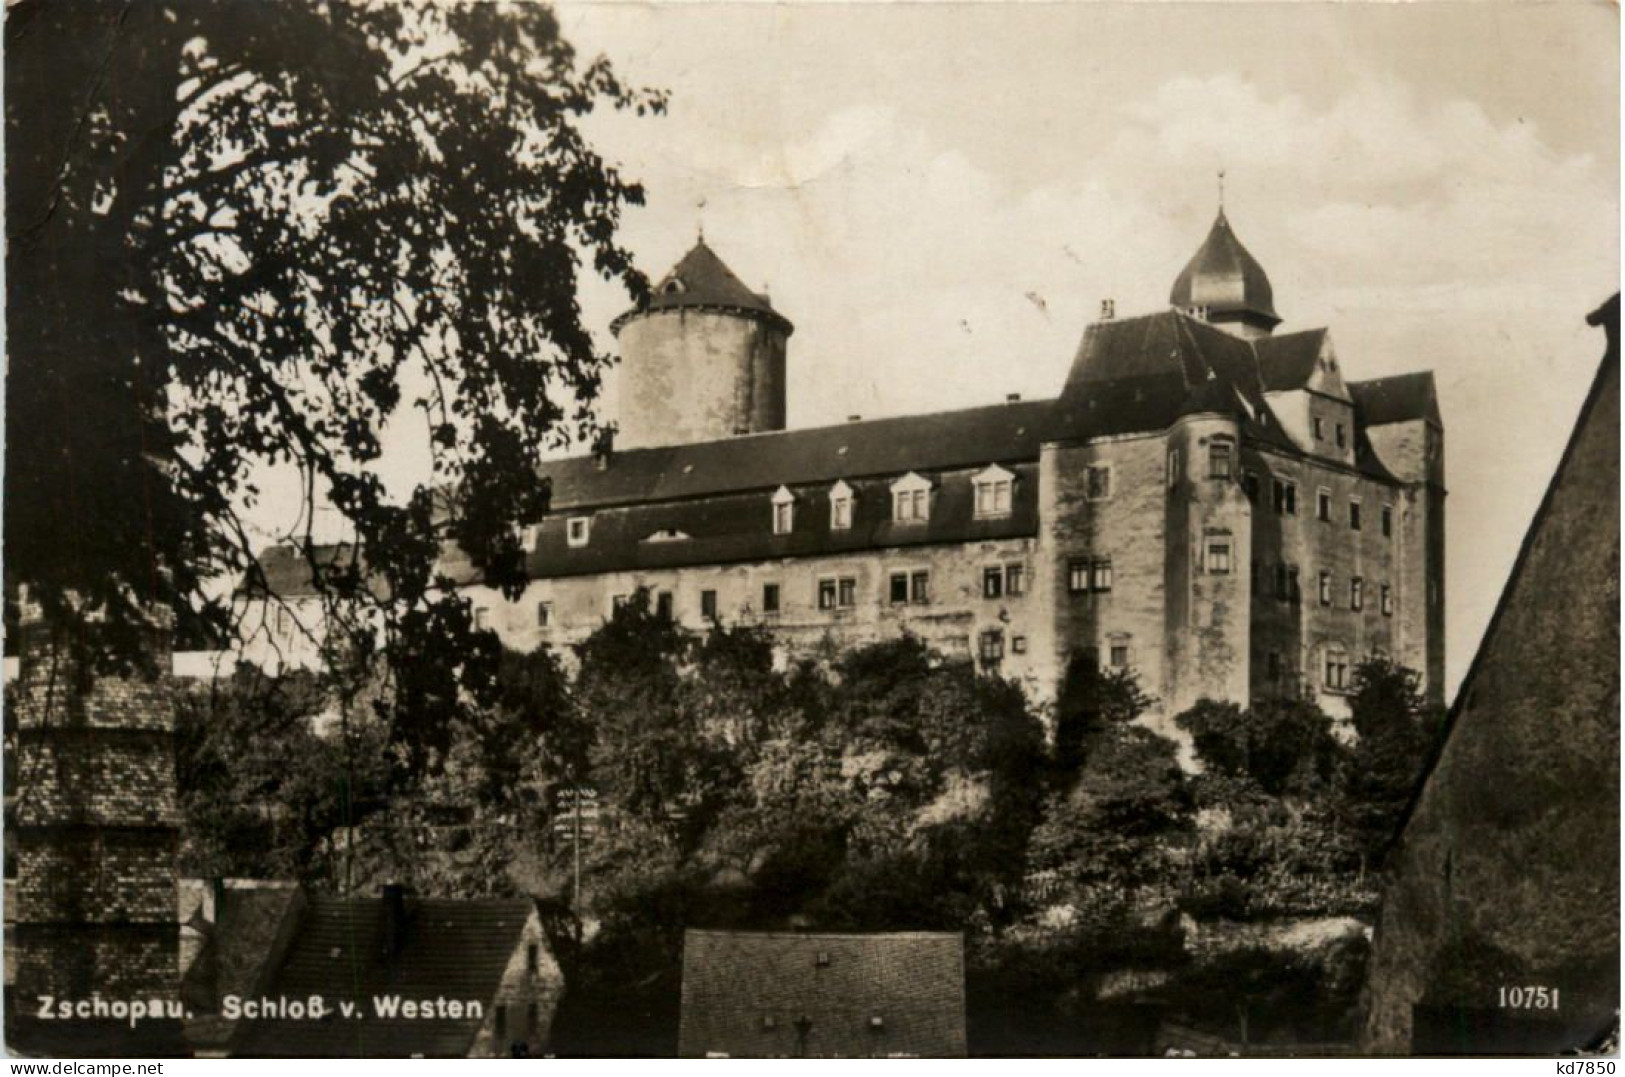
xmin=1169 ymin=208 xmax=1281 ymax=340
xmin=611 ymin=238 xmax=793 ymax=450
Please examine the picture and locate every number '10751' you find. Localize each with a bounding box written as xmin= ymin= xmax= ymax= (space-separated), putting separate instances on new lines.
xmin=1499 ymin=985 xmax=1559 ymax=1010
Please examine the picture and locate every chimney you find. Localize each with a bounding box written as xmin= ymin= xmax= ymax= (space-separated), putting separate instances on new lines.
xmin=593 ymin=430 xmax=614 ymax=471
xmin=847 ymin=415 xmax=862 ymax=423
xmin=1006 ymin=393 xmax=1021 ymax=404
xmin=382 ymin=883 xmax=408 ymax=959
xmin=1100 ymin=298 xmax=1116 ymax=321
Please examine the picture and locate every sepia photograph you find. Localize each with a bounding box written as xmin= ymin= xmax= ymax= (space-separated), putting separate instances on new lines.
xmin=1 ymin=0 xmax=1618 ymax=1060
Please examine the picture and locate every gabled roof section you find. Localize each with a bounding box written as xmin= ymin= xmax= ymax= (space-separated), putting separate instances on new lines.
xmin=233 ymin=896 xmax=536 ymax=1058
xmin=1256 ymin=329 xmax=1326 ymax=389
xmin=1055 ymin=311 xmax=1293 ymax=450
xmin=535 ymin=399 xmax=1054 ymax=512
xmin=613 ymin=238 xmax=793 ymax=335
xmin=1350 ymin=371 xmax=1443 ymax=428
xmin=678 ymin=930 xmax=967 ymax=1058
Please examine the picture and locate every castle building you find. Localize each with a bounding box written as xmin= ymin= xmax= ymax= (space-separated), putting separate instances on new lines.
xmin=247 ymin=210 xmax=1445 ymax=730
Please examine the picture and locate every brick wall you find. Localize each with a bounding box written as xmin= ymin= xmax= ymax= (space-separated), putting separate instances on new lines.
xmin=7 ymin=601 xmax=183 ymax=1055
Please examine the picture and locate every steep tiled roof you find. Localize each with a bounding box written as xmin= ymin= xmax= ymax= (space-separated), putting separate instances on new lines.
xmin=1349 ymin=372 xmax=1442 ymax=428
xmin=1256 ymin=329 xmax=1329 ymax=391
xmin=1054 ymin=311 xmax=1295 ymax=451
xmin=613 ymin=239 xmax=793 ymax=335
xmin=1169 ymin=209 xmax=1281 ymax=328
xmin=238 ymin=543 xmax=371 ymax=599
xmin=539 ymin=400 xmax=1054 ymax=511
xmin=232 ymin=896 xmax=533 ymax=1058
xmin=678 ymin=930 xmax=966 ymax=1058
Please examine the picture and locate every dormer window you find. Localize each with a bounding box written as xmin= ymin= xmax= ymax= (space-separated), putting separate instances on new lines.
xmin=567 ymin=517 xmax=591 ymax=547
xmin=829 ymin=480 xmax=854 ymax=531
xmin=661 ymin=278 xmax=686 ymax=295
xmin=772 ymin=485 xmax=795 ymax=535
xmin=971 ymin=465 xmax=1015 ymax=519
xmin=891 ymin=472 xmax=932 ymax=523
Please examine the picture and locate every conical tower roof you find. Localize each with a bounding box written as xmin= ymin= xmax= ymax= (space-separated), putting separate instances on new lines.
xmin=1169 ymin=209 xmax=1280 ymax=331
xmin=613 ymin=238 xmax=793 ymax=335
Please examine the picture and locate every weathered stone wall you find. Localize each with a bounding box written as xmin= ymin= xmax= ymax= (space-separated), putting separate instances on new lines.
xmin=1039 ymin=432 xmax=1173 ymax=729
xmin=614 ymin=308 xmax=787 ymax=450
xmin=1367 ymin=420 xmax=1448 ymax=709
xmin=1361 ymin=343 xmax=1618 ymax=1055
xmin=463 ymin=532 xmax=1050 ymax=697
xmin=1165 ymin=415 xmax=1253 ymax=720
xmin=7 ymin=603 xmax=183 ymax=1055
xmin=467 ymin=909 xmax=564 ymax=1057
xmin=1245 ymin=444 xmax=1405 ymax=720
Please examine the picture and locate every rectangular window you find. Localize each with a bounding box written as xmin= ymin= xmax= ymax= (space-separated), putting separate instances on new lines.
xmin=1313 ymin=416 xmax=1325 ymax=441
xmin=978 ymin=629 xmax=1005 ymax=665
xmin=1109 ymin=644 xmax=1130 ymax=669
xmin=656 ymin=591 xmax=674 ymax=620
xmin=1335 ymin=423 xmax=1347 ymax=449
xmin=1006 ymin=563 xmax=1025 ymax=596
xmin=1349 ymin=499 xmax=1363 ymax=532
xmin=839 ymin=577 xmax=857 ymax=608
xmin=1086 ymin=465 xmax=1113 ymax=501
xmin=889 ymin=572 xmax=909 ymax=605
xmin=700 ymin=590 xmax=718 ymax=619
xmin=773 ymin=500 xmax=793 ymax=535
xmin=1382 ymin=503 xmax=1394 ymax=538
xmin=763 ymin=582 xmax=781 ymax=614
xmin=1317 ymin=488 xmax=1332 ymax=522
xmin=894 ymin=488 xmax=929 ymax=522
xmin=1274 ymin=480 xmax=1297 ymax=516
xmin=1381 ymin=583 xmax=1393 ymax=617
xmin=1243 ymin=470 xmax=1260 ymax=502
xmin=831 ymin=497 xmax=852 ymax=530
xmin=1318 ymin=570 xmax=1332 ymax=606
xmin=982 ymin=566 xmax=1004 ymax=599
xmin=474 ymin=607 xmax=490 ymax=630
xmin=1208 ymin=441 xmax=1233 ymax=480
xmin=1288 ymin=565 xmax=1301 ymax=604
xmin=1091 ymin=558 xmax=1113 ymax=593
xmin=1068 ymin=560 xmax=1090 ymax=594
xmin=537 ymin=601 xmax=553 ymax=627
xmin=1166 ymin=449 xmax=1180 ymax=488
xmin=1012 ymin=635 xmax=1028 ymax=654
xmin=567 ymin=517 xmax=591 ymax=547
xmin=975 ymin=481 xmax=1012 ymax=518
xmin=1325 ymin=654 xmax=1349 ymax=690
xmin=910 ymin=570 xmax=930 ymax=605
xmin=819 ymin=579 xmax=838 ymax=611
xmin=1206 ymin=541 xmax=1231 ymax=575
xmin=526 ymin=943 xmax=539 ymax=973
xmin=1351 ymin=576 xmax=1364 ymax=611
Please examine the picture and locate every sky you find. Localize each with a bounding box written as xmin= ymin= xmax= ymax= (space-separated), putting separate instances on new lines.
xmin=534 ymin=0 xmax=1617 ymax=698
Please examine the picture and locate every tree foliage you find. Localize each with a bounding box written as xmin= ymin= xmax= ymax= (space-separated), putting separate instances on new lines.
xmin=6 ymin=0 xmax=662 ymax=686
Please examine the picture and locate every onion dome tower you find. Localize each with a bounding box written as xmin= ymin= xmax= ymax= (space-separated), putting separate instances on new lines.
xmin=1169 ymin=205 xmax=1281 ymax=340
xmin=610 ymin=237 xmax=793 ymax=450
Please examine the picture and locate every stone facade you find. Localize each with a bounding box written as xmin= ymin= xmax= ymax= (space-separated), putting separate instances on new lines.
xmin=615 ymin=308 xmax=788 ymax=451
xmin=1361 ymin=300 xmax=1617 ymax=1055
xmin=243 ymin=217 xmax=1445 ymax=738
xmin=7 ymin=600 xmax=184 ymax=1056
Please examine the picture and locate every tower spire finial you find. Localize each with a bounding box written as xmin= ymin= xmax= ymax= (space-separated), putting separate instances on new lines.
xmin=1217 ymin=168 xmax=1226 ymax=212
xmin=696 ymin=195 xmax=707 ymax=243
